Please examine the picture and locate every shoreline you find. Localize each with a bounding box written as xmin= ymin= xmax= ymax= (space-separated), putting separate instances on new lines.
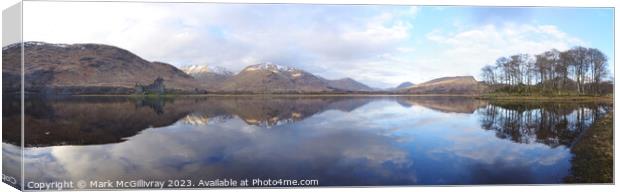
xmin=476 ymin=95 xmax=613 ymax=103
xmin=16 ymin=93 xmax=613 ymax=100
xmin=564 ymin=110 xmax=614 ymax=183
xmin=19 ymin=93 xmax=481 ymax=97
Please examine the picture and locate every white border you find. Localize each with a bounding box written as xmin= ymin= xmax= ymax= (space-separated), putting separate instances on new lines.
xmin=1 ymin=0 xmax=618 ymax=192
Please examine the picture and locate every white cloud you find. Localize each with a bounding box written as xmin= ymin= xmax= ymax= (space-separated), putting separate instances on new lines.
xmin=339 ymin=23 xmax=587 ymax=86
xmin=23 ymin=4 xmax=409 ymax=64
xmin=21 ymin=111 xmax=415 ymax=182
xmin=21 ymin=2 xmax=589 ymax=88
xmin=409 ymin=6 xmax=420 ymax=16
xmin=420 ymin=24 xmax=586 ymax=82
xmin=343 ymin=13 xmax=410 ymax=47
xmin=23 ymin=1 xmax=419 ymax=88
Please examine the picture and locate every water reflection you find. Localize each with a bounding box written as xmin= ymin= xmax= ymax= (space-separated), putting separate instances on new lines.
xmin=1 ymin=96 xmax=611 ymax=187
xmin=478 ymin=102 xmax=610 ymax=147
xmin=2 ymin=94 xmax=22 ymax=189
xmin=397 ymin=96 xmax=488 ymax=113
xmin=5 ymin=96 xmax=378 ymax=146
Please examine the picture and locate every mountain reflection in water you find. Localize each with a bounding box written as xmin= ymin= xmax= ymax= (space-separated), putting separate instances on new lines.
xmin=1 ymin=96 xmax=611 ymax=187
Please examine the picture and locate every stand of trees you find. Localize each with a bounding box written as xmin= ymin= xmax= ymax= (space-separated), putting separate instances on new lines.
xmin=481 ymin=46 xmax=612 ymax=96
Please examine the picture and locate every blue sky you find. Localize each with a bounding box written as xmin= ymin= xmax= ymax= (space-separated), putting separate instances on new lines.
xmin=24 ymin=2 xmax=614 ymax=88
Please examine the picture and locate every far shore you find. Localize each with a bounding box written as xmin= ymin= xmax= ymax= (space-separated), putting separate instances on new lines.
xmin=17 ymin=92 xmax=614 ymax=102
xmin=476 ymin=95 xmax=613 ymax=103
xmin=53 ymin=93 xmax=483 ymax=97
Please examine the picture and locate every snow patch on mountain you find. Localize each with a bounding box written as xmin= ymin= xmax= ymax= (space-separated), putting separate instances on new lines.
xmin=4 ymin=41 xmax=72 ymax=51
xmin=183 ymin=65 xmax=233 ymax=76
xmin=291 ymin=72 xmax=303 ymax=78
xmin=243 ymin=62 xmax=299 ymax=73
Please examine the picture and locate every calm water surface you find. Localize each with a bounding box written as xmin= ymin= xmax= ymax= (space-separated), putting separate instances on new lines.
xmin=2 ymin=96 xmax=611 ymax=188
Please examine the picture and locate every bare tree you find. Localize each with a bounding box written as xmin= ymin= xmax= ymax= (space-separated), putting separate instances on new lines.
xmin=481 ymin=46 xmax=610 ymax=96
xmin=495 ymin=57 xmax=510 ymax=85
xmin=567 ymin=47 xmax=590 ymax=94
xmin=534 ymin=53 xmax=549 ymax=93
xmin=521 ymin=54 xmax=535 ymax=92
xmin=557 ymin=50 xmax=572 ymax=93
xmin=588 ymin=48 xmax=608 ymax=95
xmin=544 ymin=49 xmax=561 ymax=93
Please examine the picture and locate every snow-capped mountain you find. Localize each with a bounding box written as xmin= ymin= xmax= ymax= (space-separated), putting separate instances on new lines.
xmin=218 ymin=62 xmax=374 ymax=93
xmin=181 ymin=65 xmax=234 ymax=89
xmin=240 ymin=63 xmax=309 ymax=79
xmin=182 ymin=65 xmax=233 ymax=76
xmin=242 ymin=62 xmax=298 ymax=73
xmin=220 ymin=63 xmax=329 ymax=93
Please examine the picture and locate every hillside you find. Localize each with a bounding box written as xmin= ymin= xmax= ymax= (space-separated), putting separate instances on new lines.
xmin=386 ymin=81 xmax=415 ymax=91
xmin=2 ymin=42 xmax=203 ymax=94
xmin=396 ymin=82 xmax=415 ymax=89
xmin=326 ymin=78 xmax=374 ymax=92
xmin=403 ymin=76 xmax=485 ymax=94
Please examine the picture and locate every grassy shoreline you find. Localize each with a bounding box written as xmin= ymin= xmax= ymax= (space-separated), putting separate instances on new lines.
xmin=565 ymin=110 xmax=614 ymax=183
xmin=476 ymin=95 xmax=613 ymax=102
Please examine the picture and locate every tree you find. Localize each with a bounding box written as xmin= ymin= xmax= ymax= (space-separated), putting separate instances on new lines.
xmin=521 ymin=54 xmax=535 ymax=92
xmin=567 ymin=46 xmax=590 ymax=94
xmin=588 ymin=48 xmax=608 ymax=95
xmin=557 ymin=50 xmax=572 ymax=92
xmin=534 ymin=53 xmax=549 ymax=93
xmin=481 ymin=65 xmax=496 ymax=85
xmin=495 ymin=57 xmax=510 ymax=85
xmin=544 ymin=49 xmax=561 ymax=93
xmin=509 ymin=54 xmax=523 ymax=85
xmin=480 ymin=46 xmax=610 ymax=96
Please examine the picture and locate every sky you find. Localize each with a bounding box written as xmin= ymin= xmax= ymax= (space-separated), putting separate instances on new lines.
xmin=23 ymin=1 xmax=614 ymax=88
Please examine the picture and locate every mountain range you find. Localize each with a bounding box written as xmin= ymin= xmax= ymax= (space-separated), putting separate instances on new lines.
xmin=2 ymin=42 xmax=485 ymax=95
xmin=182 ymin=63 xmax=376 ymax=93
